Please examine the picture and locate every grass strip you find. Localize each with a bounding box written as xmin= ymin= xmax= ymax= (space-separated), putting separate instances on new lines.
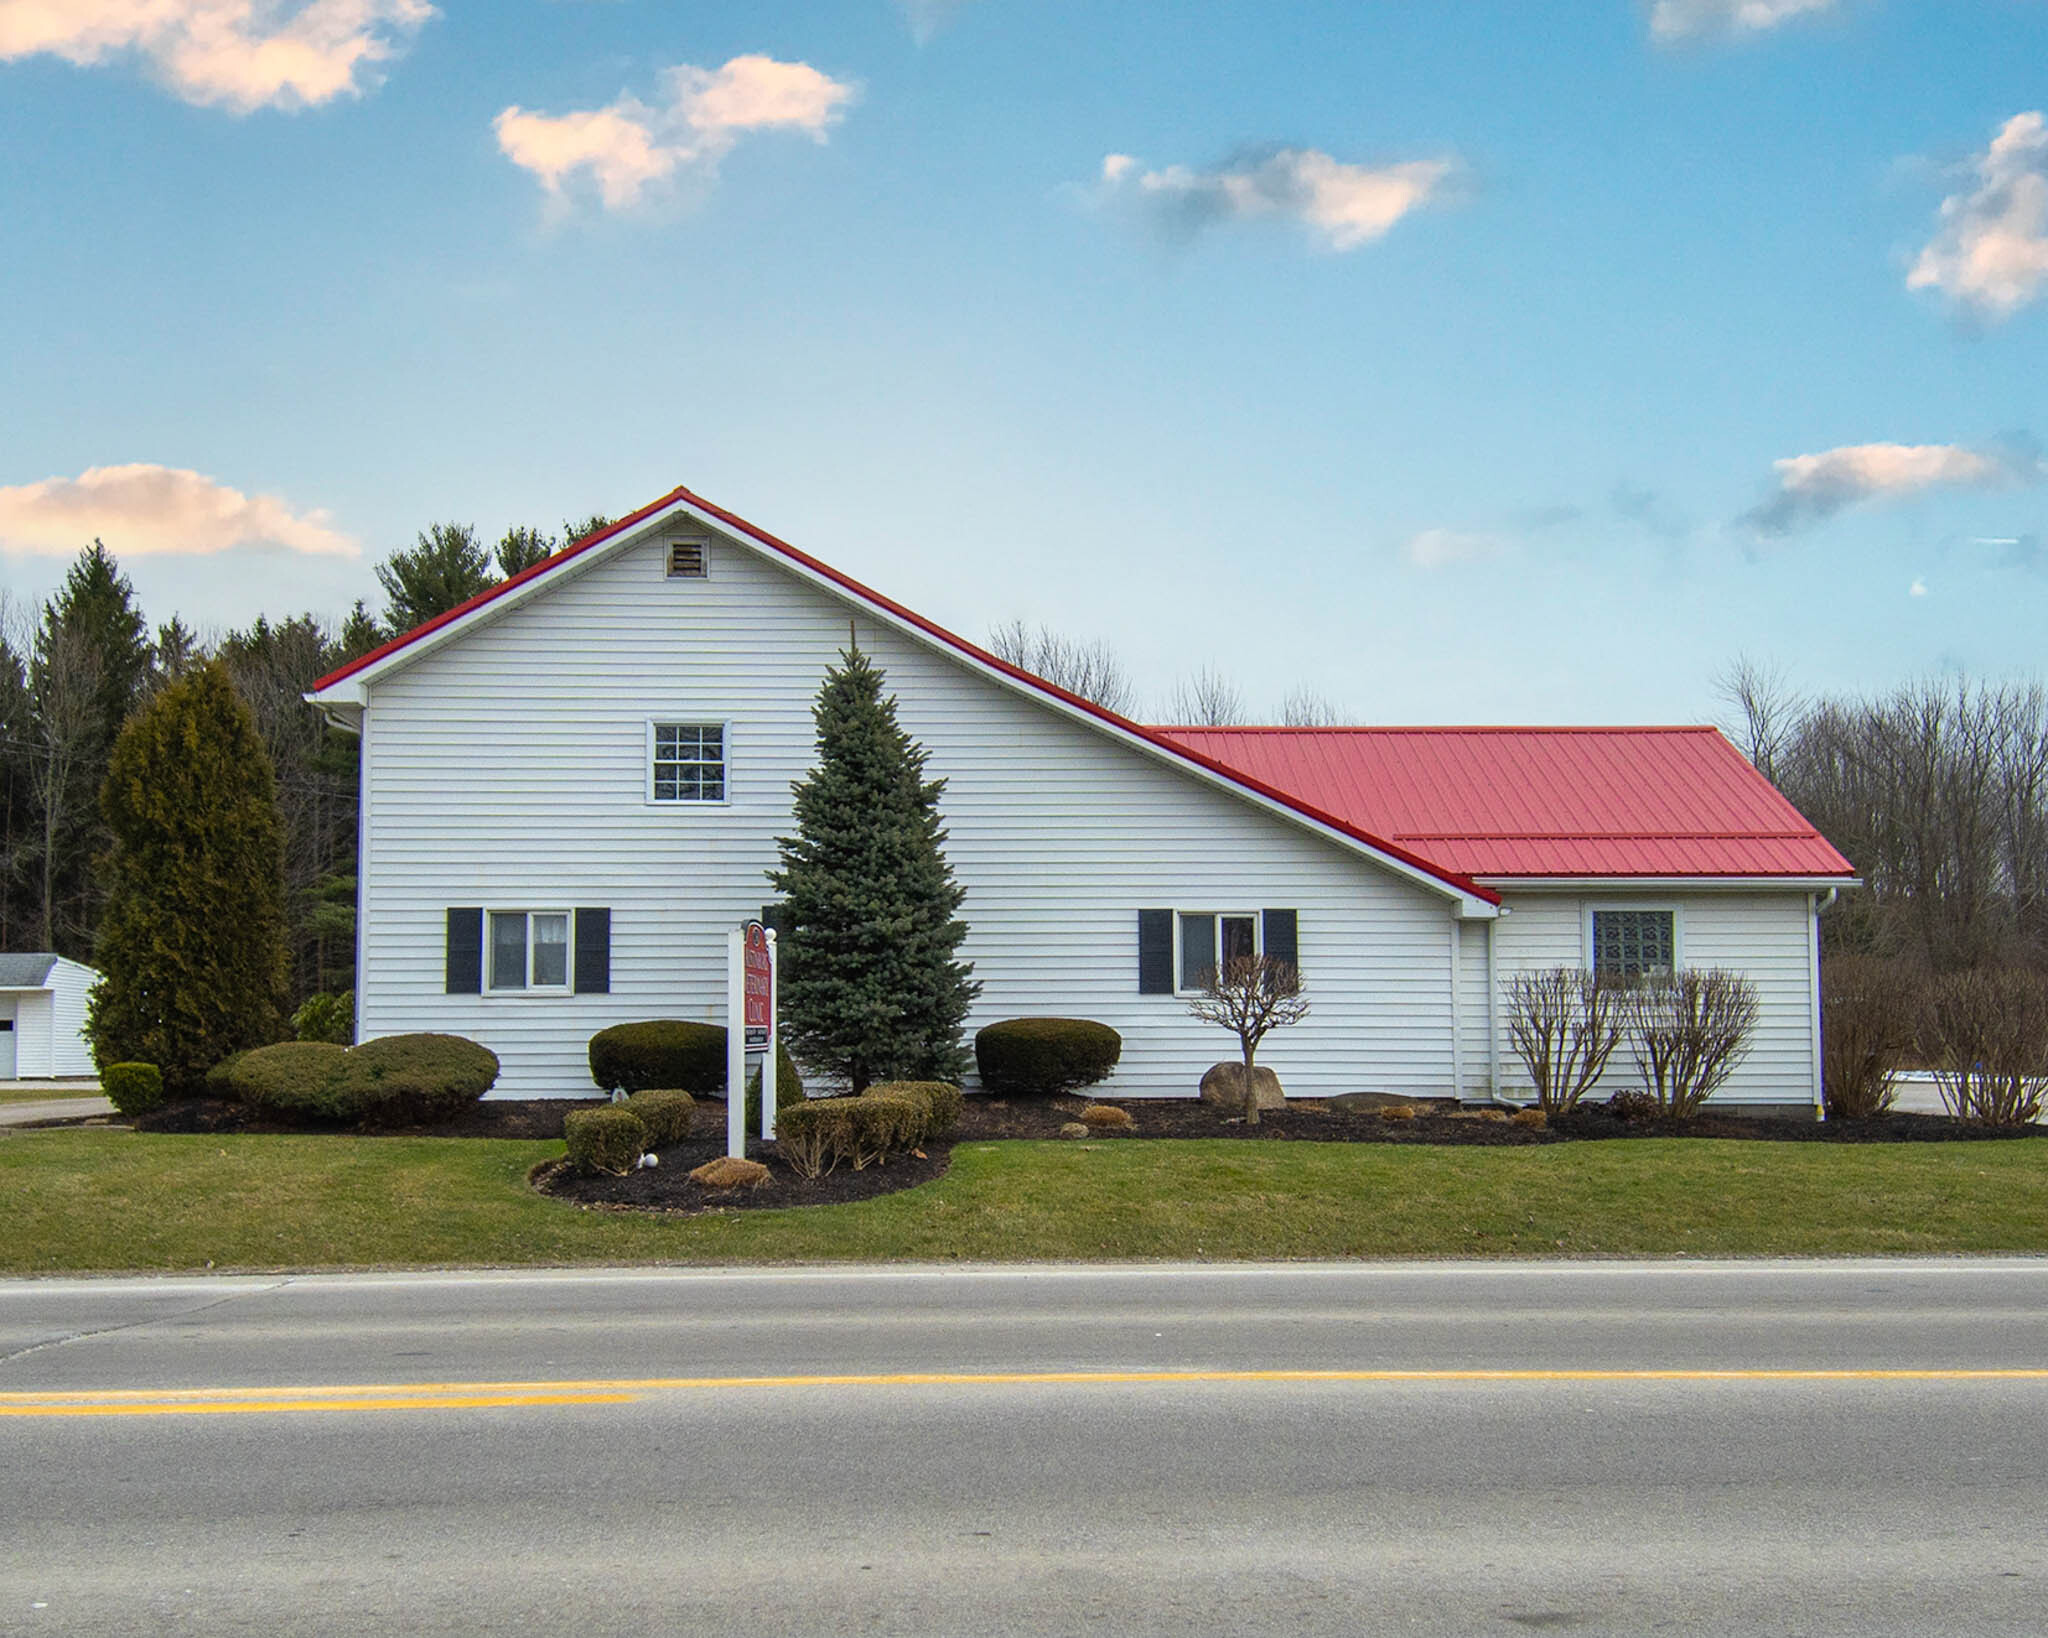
xmin=2 ymin=1127 xmax=2045 ymax=1274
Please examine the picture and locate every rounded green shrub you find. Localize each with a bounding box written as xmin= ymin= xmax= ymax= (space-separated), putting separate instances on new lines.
xmin=339 ymin=1033 xmax=499 ymax=1125
xmin=974 ymin=1018 xmax=1122 ymax=1098
xmin=565 ymin=1105 xmax=647 ymax=1175
xmin=218 ymin=1033 xmax=499 ymax=1128
xmin=101 ymin=1062 xmax=165 ymax=1117
xmin=292 ymin=990 xmax=355 ymax=1045
xmin=868 ymin=1080 xmax=963 ymax=1137
xmin=588 ymin=1021 xmax=729 ymax=1095
xmin=623 ymin=1088 xmax=695 ymax=1148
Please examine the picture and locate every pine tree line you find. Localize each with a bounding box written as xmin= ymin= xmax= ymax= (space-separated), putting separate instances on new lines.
xmin=0 ymin=511 xmax=608 ymax=1001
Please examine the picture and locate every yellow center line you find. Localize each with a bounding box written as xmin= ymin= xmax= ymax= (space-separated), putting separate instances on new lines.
xmin=2 ymin=1365 xmax=2046 ymax=1420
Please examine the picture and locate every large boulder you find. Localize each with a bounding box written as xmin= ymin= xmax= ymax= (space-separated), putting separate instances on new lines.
xmin=1199 ymin=1061 xmax=1286 ymax=1112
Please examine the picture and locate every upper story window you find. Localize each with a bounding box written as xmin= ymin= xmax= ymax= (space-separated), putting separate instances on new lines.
xmin=490 ymin=910 xmax=571 ymax=992
xmin=651 ymin=723 xmax=726 ymax=802
xmin=1178 ymin=911 xmax=1258 ymax=992
xmin=1591 ymin=909 xmax=1676 ymax=980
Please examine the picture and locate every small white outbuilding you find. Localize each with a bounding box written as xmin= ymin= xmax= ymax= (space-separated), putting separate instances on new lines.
xmin=0 ymin=954 xmax=100 ymax=1080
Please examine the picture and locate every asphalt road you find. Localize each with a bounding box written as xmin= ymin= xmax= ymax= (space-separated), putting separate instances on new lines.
xmin=4 ymin=1260 xmax=2046 ymax=1636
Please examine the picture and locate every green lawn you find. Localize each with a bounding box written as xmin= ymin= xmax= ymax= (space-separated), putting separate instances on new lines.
xmin=4 ymin=1126 xmax=2047 ymax=1273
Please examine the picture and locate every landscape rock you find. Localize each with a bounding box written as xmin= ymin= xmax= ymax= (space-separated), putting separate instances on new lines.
xmin=689 ymin=1156 xmax=771 ymax=1190
xmin=1058 ymin=1122 xmax=1090 ymax=1139
xmin=1199 ymin=1062 xmax=1286 ymax=1112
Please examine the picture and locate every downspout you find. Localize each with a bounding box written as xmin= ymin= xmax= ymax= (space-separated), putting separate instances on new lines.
xmin=1448 ymin=917 xmax=1464 ymax=1104
xmin=1485 ymin=914 xmax=1501 ymax=1103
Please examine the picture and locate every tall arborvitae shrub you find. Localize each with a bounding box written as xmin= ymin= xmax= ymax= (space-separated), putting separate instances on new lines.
xmin=770 ymin=647 xmax=979 ymax=1091
xmin=87 ymin=660 xmax=292 ymax=1097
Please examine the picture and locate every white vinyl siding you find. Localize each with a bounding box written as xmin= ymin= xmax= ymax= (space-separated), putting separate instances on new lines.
xmin=354 ymin=530 xmax=1470 ymax=1099
xmin=0 ymin=957 xmax=99 ymax=1078
xmin=1487 ymin=890 xmax=1818 ymax=1108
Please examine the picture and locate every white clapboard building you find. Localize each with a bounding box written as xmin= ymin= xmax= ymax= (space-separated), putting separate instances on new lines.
xmin=310 ymin=485 xmax=1856 ymax=1111
xmin=0 ymin=954 xmax=100 ymax=1080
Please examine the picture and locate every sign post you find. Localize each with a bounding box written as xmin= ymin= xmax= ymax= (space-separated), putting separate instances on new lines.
xmin=729 ymin=920 xmax=777 ymax=1158
xmin=760 ymin=928 xmax=779 ymax=1141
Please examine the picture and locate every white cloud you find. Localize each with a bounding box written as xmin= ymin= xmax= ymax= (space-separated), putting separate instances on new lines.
xmin=0 ymin=0 xmax=434 ymax=113
xmin=1744 ymin=441 xmax=2034 ymax=535
xmin=1908 ymin=112 xmax=2048 ymax=322
xmin=1404 ymin=528 xmax=1506 ymax=569
xmin=495 ymin=54 xmax=856 ymax=212
xmin=1909 ymin=577 xmax=1929 ymax=598
xmin=0 ymin=464 xmax=354 ymax=558
xmin=1648 ymin=0 xmax=1835 ymax=42
xmin=1098 ymin=145 xmax=1457 ymax=252
xmin=895 ymin=0 xmax=971 ymax=44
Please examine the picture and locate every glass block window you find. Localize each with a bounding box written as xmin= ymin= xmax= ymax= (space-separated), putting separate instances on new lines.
xmin=1592 ymin=910 xmax=1676 ymax=979
xmin=652 ymin=724 xmax=726 ymax=802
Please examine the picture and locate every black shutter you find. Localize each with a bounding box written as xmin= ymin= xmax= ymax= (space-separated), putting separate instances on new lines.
xmin=1263 ymin=909 xmax=1299 ymax=976
xmin=574 ymin=908 xmax=611 ymax=995
xmin=446 ymin=908 xmax=483 ymax=994
xmin=1138 ymin=909 xmax=1174 ymax=994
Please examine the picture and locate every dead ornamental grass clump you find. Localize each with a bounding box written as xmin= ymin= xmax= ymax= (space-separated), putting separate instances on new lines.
xmin=1079 ymin=1104 xmax=1133 ymax=1131
xmin=690 ymin=1156 xmax=771 ymax=1191
xmin=1378 ymin=1105 xmax=1417 ymax=1123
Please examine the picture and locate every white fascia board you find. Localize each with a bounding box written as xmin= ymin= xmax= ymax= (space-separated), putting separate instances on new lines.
xmin=1479 ymin=875 xmax=1861 ymax=893
xmin=697 ymin=504 xmax=1499 ymax=918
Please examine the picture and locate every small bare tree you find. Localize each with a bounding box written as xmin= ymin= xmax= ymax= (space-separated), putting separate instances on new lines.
xmin=25 ymin=621 xmax=103 ymax=950
xmin=1622 ymin=969 xmax=1761 ymax=1118
xmin=1185 ymin=954 xmax=1309 ymax=1126
xmin=1167 ymin=666 xmax=1246 ymax=727
xmin=1505 ymin=967 xmax=1624 ymax=1114
xmin=987 ymin=621 xmax=1138 ymax=717
xmin=1819 ymin=956 xmax=1920 ymax=1120
xmin=1280 ymin=685 xmax=1345 ymax=727
xmin=1917 ymin=968 xmax=2048 ymax=1126
xmin=1714 ymin=653 xmax=1804 ymax=783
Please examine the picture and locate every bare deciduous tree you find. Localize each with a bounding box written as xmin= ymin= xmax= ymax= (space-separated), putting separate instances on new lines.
xmin=1185 ymin=954 xmax=1309 ymax=1126
xmin=1504 ymin=967 xmax=1624 ymax=1114
xmin=25 ymin=621 xmax=102 ymax=950
xmin=1622 ymin=968 xmax=1760 ymax=1117
xmin=987 ymin=621 xmax=1139 ymax=716
xmin=1917 ymin=967 xmax=2048 ymax=1126
xmin=1167 ymin=666 xmax=1246 ymax=727
xmin=1280 ymin=685 xmax=1345 ymax=727
xmin=1714 ymin=653 xmax=1804 ymax=782
xmin=1818 ymin=956 xmax=1920 ymax=1120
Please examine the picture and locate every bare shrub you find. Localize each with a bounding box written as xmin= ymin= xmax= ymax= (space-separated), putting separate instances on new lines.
xmin=1622 ymin=969 xmax=1761 ymax=1118
xmin=1185 ymin=955 xmax=1309 ymax=1128
xmin=1819 ymin=957 xmax=1921 ymax=1119
xmin=1504 ymin=967 xmax=1624 ymax=1114
xmin=1917 ymin=968 xmax=2048 ymax=1126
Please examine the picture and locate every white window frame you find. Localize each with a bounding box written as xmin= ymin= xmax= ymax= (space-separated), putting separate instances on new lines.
xmin=1582 ymin=903 xmax=1683 ymax=981
xmin=1175 ymin=909 xmax=1261 ymax=995
xmin=486 ymin=909 xmax=574 ymax=996
xmin=645 ymin=719 xmax=731 ymax=807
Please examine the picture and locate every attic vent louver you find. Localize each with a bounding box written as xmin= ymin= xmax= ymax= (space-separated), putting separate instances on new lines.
xmin=666 ymin=540 xmax=707 ymax=579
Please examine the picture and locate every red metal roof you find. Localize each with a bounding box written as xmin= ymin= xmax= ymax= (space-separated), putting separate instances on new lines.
xmin=1156 ymin=726 xmax=1856 ymax=880
xmin=312 ymin=486 xmax=1498 ymax=905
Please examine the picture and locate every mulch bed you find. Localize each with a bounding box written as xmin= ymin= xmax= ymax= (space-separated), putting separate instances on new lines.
xmin=133 ymin=1098 xmax=580 ymax=1139
xmin=534 ymin=1133 xmax=954 ymax=1216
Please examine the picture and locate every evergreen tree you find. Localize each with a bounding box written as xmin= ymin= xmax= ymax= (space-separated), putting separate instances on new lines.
xmin=561 ymin=513 xmax=612 ymax=547
xmin=495 ymin=524 xmax=557 ymax=578
xmin=375 ymin=522 xmax=493 ymax=632
xmin=88 ymin=660 xmax=292 ymax=1096
xmin=770 ymin=647 xmax=978 ymax=1090
xmin=26 ymin=542 xmax=151 ymax=955
xmin=337 ymin=600 xmax=383 ymax=661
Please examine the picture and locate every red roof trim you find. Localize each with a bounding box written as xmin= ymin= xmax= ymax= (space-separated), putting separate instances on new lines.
xmin=313 ymin=485 xmax=1498 ymax=906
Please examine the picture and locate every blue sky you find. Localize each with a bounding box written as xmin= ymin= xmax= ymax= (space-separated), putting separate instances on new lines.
xmin=1 ymin=0 xmax=2044 ymax=722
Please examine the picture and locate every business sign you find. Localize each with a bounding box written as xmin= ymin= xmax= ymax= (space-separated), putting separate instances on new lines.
xmin=742 ymin=921 xmax=772 ymax=1051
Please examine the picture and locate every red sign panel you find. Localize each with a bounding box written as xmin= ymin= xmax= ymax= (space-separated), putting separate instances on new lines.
xmin=742 ymin=921 xmax=772 ymax=1049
